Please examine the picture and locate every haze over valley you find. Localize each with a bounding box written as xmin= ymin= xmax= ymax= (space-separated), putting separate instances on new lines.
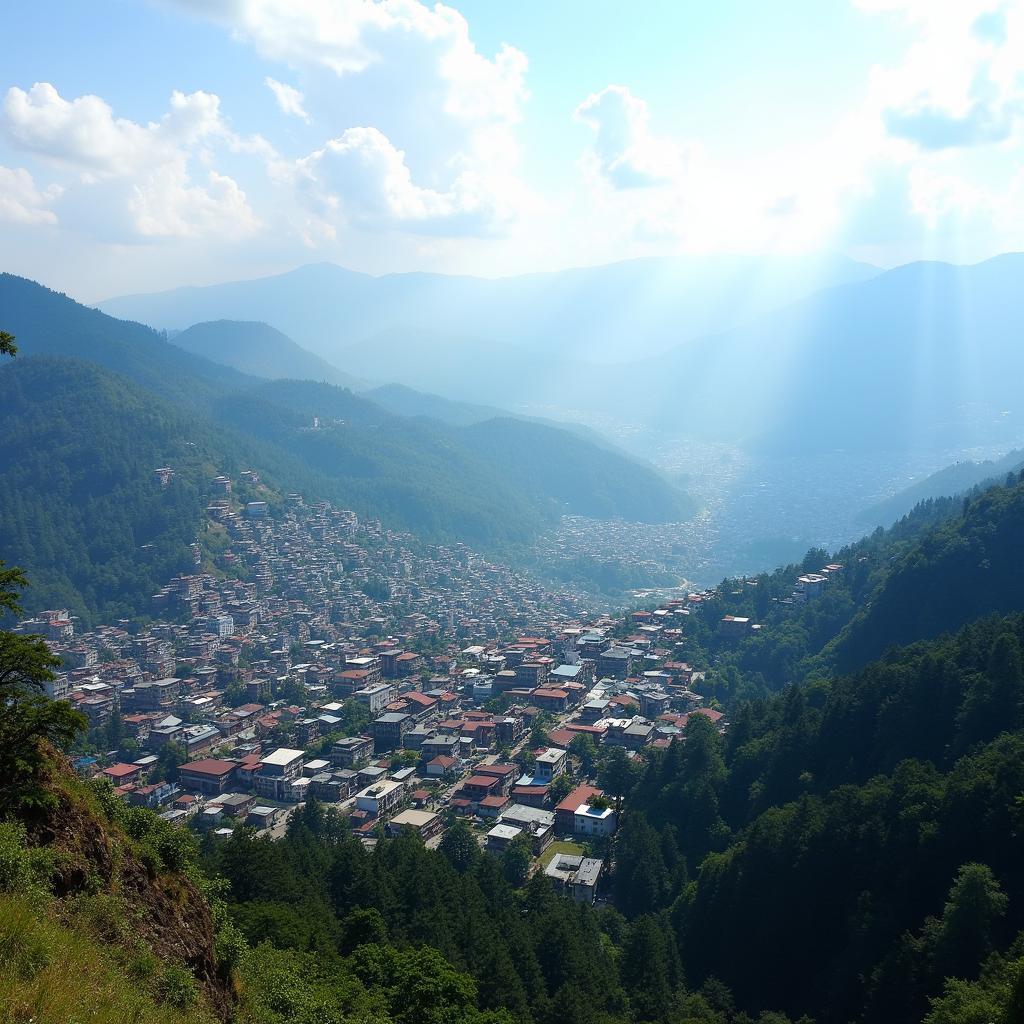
xmin=97 ymin=250 xmax=1024 ymax=583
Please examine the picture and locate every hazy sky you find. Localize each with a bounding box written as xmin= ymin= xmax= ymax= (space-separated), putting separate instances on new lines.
xmin=2 ymin=0 xmax=1023 ymax=300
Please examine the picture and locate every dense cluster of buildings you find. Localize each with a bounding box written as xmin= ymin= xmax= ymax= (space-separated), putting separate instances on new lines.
xmin=16 ymin=481 xmax=739 ymax=898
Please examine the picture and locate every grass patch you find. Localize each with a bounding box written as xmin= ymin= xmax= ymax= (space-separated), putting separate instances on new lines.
xmin=0 ymin=893 xmax=217 ymax=1024
xmin=539 ymin=841 xmax=585 ymax=868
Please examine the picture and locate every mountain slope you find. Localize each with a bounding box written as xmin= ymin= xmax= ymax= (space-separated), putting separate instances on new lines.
xmin=0 ymin=273 xmax=250 ymax=409
xmin=830 ymin=474 xmax=1024 ymax=670
xmin=367 ymin=382 xmax=523 ymax=427
xmin=458 ymin=417 xmax=695 ymax=523
xmin=0 ymin=357 xmax=226 ymax=624
xmin=627 ymin=253 xmax=1024 ymax=453
xmin=171 ymin=320 xmax=361 ymax=388
xmin=856 ymin=448 xmax=1024 ymax=528
xmin=99 ymin=254 xmax=1024 ymax=459
xmin=2 ymin=276 xmax=695 ymax=599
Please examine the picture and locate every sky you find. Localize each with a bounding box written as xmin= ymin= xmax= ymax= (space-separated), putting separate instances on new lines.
xmin=1 ymin=0 xmax=1023 ymax=301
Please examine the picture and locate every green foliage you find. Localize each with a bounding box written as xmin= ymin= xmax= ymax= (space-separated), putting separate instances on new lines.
xmin=613 ymin=606 xmax=1024 ymax=1023
xmin=207 ymin=805 xmax=760 ymax=1024
xmin=0 ymin=560 xmax=87 ymax=810
xmin=548 ymin=774 xmax=573 ymax=806
xmin=0 ymin=821 xmax=55 ymax=901
xmin=2 ymin=275 xmax=695 ymax=613
xmin=501 ymin=834 xmax=533 ymax=888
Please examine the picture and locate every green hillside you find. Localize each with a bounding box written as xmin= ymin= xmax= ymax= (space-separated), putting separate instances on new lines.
xmin=856 ymin=448 xmax=1024 ymax=529
xmin=617 ymin=610 xmax=1024 ymax=1024
xmin=171 ymin=319 xmax=361 ymax=389
xmin=0 ymin=277 xmax=696 ymax=621
xmin=0 ymin=272 xmax=249 ymax=408
xmin=0 ymin=357 xmax=222 ymax=624
xmin=831 ymin=477 xmax=1024 ymax=670
xmin=669 ymin=473 xmax=1024 ymax=705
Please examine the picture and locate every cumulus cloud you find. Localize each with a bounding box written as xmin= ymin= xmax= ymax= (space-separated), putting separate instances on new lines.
xmin=294 ymin=126 xmax=512 ymax=236
xmin=574 ymin=85 xmax=684 ymax=189
xmin=884 ymin=80 xmax=1021 ymax=150
xmin=859 ymin=0 xmax=1024 ymax=151
xmin=163 ymin=0 xmax=530 ymax=236
xmin=265 ymin=77 xmax=310 ymax=122
xmin=1 ymin=82 xmax=257 ymax=239
xmin=166 ymin=0 xmax=528 ymax=123
xmin=3 ymin=83 xmax=225 ymax=176
xmin=0 ymin=164 xmax=61 ymax=225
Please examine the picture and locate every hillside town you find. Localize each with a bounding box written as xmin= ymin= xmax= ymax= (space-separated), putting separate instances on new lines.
xmin=10 ymin=479 xmax=852 ymax=896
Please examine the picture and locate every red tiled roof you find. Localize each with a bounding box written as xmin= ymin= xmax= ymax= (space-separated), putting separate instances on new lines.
xmin=101 ymin=763 xmax=141 ymax=779
xmin=180 ymin=758 xmax=236 ymax=777
xmin=463 ymin=775 xmax=500 ymax=789
xmin=555 ymin=784 xmax=603 ymax=814
xmin=403 ymin=691 xmax=436 ymax=706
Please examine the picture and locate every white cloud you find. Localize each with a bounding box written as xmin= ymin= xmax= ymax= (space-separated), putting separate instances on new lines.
xmin=0 ymin=164 xmax=60 ymax=225
xmin=574 ymin=85 xmax=684 ymax=189
xmin=294 ymin=126 xmax=513 ymax=236
xmin=163 ymin=0 xmax=531 ymax=237
xmin=1 ymin=83 xmax=257 ymax=240
xmin=265 ymin=77 xmax=310 ymax=122
xmin=167 ymin=0 xmax=528 ymax=124
xmin=2 ymin=82 xmax=226 ymax=176
xmin=858 ymin=0 xmax=1024 ymax=150
xmin=129 ymin=167 xmax=258 ymax=238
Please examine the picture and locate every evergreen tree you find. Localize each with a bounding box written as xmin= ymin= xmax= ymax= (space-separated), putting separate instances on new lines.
xmin=0 ymin=559 xmax=86 ymax=810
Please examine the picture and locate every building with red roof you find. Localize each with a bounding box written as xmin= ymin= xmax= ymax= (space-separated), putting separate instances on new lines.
xmin=178 ymin=758 xmax=238 ymax=795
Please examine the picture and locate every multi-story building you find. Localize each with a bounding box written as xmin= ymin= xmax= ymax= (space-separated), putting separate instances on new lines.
xmin=253 ymin=747 xmax=305 ymax=802
xmin=372 ymin=712 xmax=412 ymax=752
xmin=179 ymin=758 xmax=238 ymax=796
xmin=354 ymin=682 xmax=397 ymax=715
xmin=331 ymin=735 xmax=373 ymax=768
xmin=355 ymin=780 xmax=403 ymax=819
xmin=534 ymin=747 xmax=568 ymax=783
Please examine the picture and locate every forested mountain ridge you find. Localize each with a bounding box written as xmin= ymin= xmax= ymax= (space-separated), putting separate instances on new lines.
xmin=170 ymin=320 xmax=362 ymax=390
xmin=829 ymin=476 xmax=1024 ymax=671
xmin=0 ymin=272 xmax=250 ymax=409
xmin=592 ymin=473 xmax=1024 ymax=1023
xmin=673 ymin=472 xmax=1024 ymax=706
xmin=615 ymin=610 xmax=1024 ymax=1024
xmin=0 ymin=275 xmax=694 ymax=602
xmin=856 ymin=448 xmax=1024 ymax=529
xmin=0 ymin=357 xmax=230 ymax=624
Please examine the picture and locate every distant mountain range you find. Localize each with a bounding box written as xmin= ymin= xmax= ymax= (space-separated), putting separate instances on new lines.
xmin=0 ymin=273 xmax=694 ymax=618
xmin=619 ymin=253 xmax=1024 ymax=453
xmin=98 ymin=253 xmax=878 ymax=367
xmin=98 ymin=252 xmax=1024 ymax=457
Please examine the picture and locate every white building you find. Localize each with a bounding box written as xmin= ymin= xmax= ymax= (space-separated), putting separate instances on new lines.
xmin=354 ymin=682 xmax=396 ymax=715
xmin=574 ymin=803 xmax=617 ymax=837
xmin=254 ymin=747 xmax=305 ymax=802
xmin=534 ymin=747 xmax=568 ymax=783
xmin=355 ymin=780 xmax=404 ymax=819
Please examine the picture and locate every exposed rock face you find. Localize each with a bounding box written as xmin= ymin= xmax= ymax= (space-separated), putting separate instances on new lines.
xmin=22 ymin=756 xmax=234 ymax=1021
